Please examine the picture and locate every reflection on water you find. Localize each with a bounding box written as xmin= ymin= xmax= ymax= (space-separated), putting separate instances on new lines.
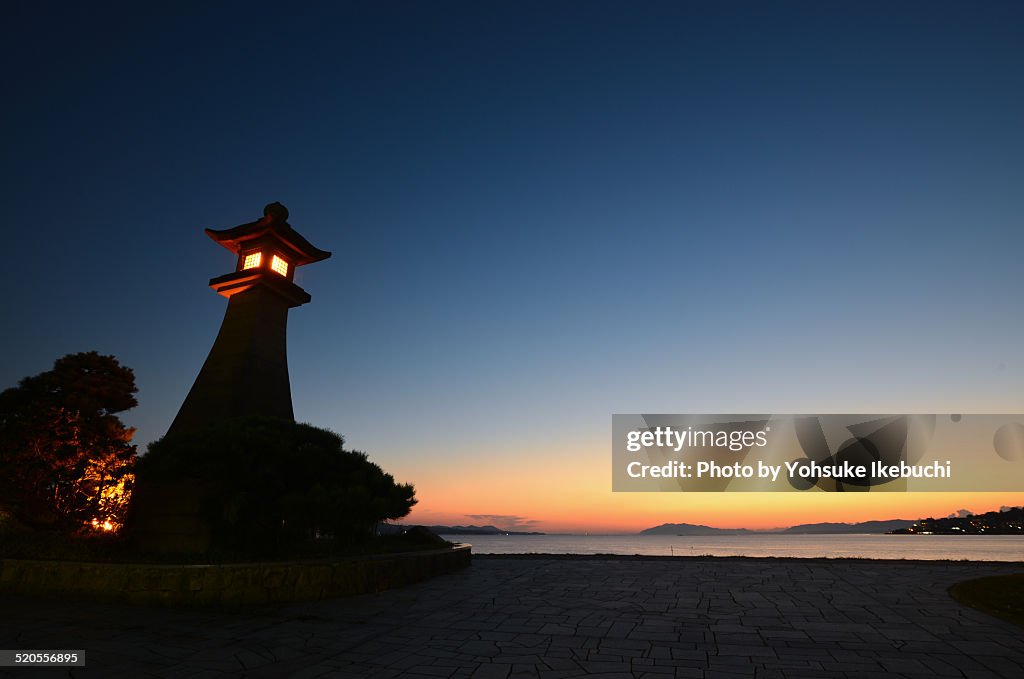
xmin=443 ymin=533 xmax=1024 ymax=561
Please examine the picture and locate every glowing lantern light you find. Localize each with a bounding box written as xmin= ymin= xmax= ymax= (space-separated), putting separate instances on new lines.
xmin=271 ymin=254 xmax=289 ymax=277
xmin=243 ymin=252 xmax=262 ymax=269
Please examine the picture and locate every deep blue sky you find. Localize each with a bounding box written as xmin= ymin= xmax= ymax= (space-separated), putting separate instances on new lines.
xmin=3 ymin=1 xmax=1023 ymax=526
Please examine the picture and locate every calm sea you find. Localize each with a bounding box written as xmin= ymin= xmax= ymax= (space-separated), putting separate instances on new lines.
xmin=442 ymin=533 xmax=1024 ymax=561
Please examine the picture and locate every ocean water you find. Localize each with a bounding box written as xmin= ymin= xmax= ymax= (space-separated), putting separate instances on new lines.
xmin=442 ymin=533 xmax=1024 ymax=561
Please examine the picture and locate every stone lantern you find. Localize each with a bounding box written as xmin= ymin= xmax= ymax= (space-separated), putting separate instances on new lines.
xmin=167 ymin=202 xmax=330 ymax=435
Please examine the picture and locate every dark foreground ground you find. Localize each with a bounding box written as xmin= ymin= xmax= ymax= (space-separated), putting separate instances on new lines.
xmin=2 ymin=555 xmax=1023 ymax=678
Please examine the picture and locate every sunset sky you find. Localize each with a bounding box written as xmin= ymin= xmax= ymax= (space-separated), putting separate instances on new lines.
xmin=3 ymin=1 xmax=1023 ymax=532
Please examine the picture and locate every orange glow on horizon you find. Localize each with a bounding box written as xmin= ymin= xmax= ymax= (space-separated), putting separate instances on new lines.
xmin=406 ymin=493 xmax=1024 ymax=534
xmin=389 ymin=440 xmax=1024 ymax=534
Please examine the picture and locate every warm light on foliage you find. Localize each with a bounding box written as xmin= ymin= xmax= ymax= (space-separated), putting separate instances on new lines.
xmin=270 ymin=254 xmax=288 ymax=276
xmin=243 ymin=252 xmax=262 ymax=269
xmin=81 ymin=461 xmax=134 ymax=534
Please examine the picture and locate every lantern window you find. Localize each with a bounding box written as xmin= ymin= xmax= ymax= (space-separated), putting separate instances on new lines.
xmin=243 ymin=252 xmax=262 ymax=270
xmin=270 ymin=255 xmax=289 ymax=277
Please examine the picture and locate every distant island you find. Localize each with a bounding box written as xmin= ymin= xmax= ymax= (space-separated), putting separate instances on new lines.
xmin=782 ymin=519 xmax=915 ymax=534
xmin=639 ymin=520 xmax=914 ymax=535
xmin=428 ymin=524 xmax=546 ymax=536
xmin=640 ymin=523 xmax=754 ymax=536
xmin=378 ymin=523 xmax=545 ymax=536
xmin=890 ymin=506 xmax=1024 ymax=535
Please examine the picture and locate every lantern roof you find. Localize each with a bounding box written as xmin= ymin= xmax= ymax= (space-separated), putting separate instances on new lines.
xmin=205 ymin=202 xmax=331 ymax=266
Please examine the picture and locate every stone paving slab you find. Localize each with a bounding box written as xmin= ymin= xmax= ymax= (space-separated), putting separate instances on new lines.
xmin=1 ymin=557 xmax=1022 ymax=678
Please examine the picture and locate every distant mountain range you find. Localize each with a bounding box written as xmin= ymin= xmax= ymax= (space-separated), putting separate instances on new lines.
xmin=385 ymin=509 xmax=1019 ymax=537
xmin=640 ymin=519 xmax=915 ymax=535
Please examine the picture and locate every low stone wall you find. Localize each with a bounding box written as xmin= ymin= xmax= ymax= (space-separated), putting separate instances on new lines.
xmin=0 ymin=546 xmax=471 ymax=606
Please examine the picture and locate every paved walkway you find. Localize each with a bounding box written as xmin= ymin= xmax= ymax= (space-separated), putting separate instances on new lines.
xmin=2 ymin=556 xmax=1023 ymax=678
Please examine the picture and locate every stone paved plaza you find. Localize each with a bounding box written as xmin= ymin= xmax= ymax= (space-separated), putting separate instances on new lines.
xmin=2 ymin=555 xmax=1022 ymax=678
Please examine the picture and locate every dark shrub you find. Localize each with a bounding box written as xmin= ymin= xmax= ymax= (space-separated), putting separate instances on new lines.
xmin=136 ymin=417 xmax=416 ymax=557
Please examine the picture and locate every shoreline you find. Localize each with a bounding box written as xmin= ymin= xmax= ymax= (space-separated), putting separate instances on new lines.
xmin=471 ymin=552 xmax=1024 ymax=565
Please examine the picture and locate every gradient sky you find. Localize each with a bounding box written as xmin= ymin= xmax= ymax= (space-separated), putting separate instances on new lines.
xmin=3 ymin=1 xmax=1023 ymax=532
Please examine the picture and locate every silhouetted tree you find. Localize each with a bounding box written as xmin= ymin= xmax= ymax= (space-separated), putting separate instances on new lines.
xmin=137 ymin=417 xmax=417 ymax=557
xmin=0 ymin=352 xmax=138 ymax=532
xmin=0 ymin=352 xmax=138 ymax=531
